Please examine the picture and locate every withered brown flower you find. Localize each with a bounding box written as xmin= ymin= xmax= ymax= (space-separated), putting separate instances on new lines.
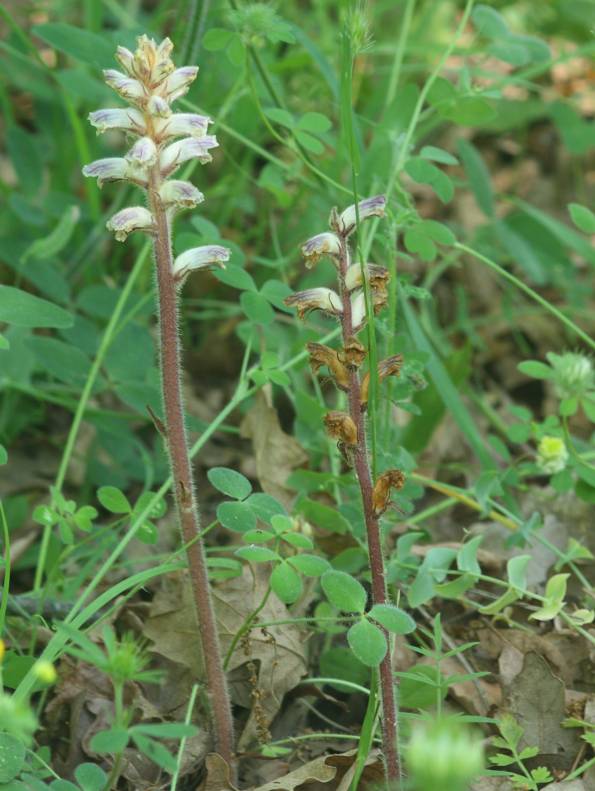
xmin=307 ymin=342 xmax=350 ymax=391
xmin=361 ymin=354 xmax=403 ymax=410
xmin=323 ymin=411 xmax=358 ymax=446
xmin=372 ymin=469 xmax=406 ymax=516
xmin=340 ymin=336 xmax=367 ymax=370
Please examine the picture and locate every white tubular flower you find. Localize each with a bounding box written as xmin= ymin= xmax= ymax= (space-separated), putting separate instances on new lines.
xmin=173 ymin=245 xmax=230 ymax=281
xmin=350 ymin=292 xmax=367 ymax=330
xmin=115 ymin=45 xmax=135 ymax=75
xmin=126 ymin=136 xmax=157 ymax=168
xmin=103 ymin=69 xmax=146 ymax=104
xmin=337 ymin=195 xmax=386 ymax=236
xmin=159 ymin=180 xmax=204 ymax=210
xmin=147 ymin=95 xmax=171 ymax=118
xmin=160 ymin=66 xmax=199 ymax=102
xmin=345 ymin=263 xmax=389 ymax=291
xmin=82 ymin=157 xmax=131 ymax=187
xmin=160 ymin=135 xmax=219 ymax=174
xmin=284 ymin=288 xmax=343 ymax=320
xmin=301 ymin=232 xmax=341 ymax=268
xmin=155 ymin=113 xmax=211 ymax=140
xmin=88 ymin=108 xmax=145 ymax=136
xmin=106 ymin=207 xmax=155 ymax=242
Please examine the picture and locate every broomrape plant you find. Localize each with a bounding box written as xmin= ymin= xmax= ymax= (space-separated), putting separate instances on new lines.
xmin=82 ymin=36 xmax=235 ymax=769
xmin=283 ymin=196 xmax=410 ymax=783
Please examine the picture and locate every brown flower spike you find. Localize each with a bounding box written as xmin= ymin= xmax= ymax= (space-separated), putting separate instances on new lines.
xmin=372 ymin=469 xmax=406 ymax=517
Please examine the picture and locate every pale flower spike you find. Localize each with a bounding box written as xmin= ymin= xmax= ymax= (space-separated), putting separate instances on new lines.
xmin=82 ymin=36 xmax=236 ymax=767
xmin=337 ymin=194 xmax=386 ymax=236
xmin=82 ymin=34 xmax=229 ymax=269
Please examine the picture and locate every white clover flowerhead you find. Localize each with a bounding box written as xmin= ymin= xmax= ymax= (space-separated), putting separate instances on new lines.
xmin=536 ymin=435 xmax=569 ymax=475
xmin=547 ymin=352 xmax=595 ymax=400
xmin=82 ymin=34 xmax=226 ymax=279
xmin=301 ymin=232 xmax=342 ymax=269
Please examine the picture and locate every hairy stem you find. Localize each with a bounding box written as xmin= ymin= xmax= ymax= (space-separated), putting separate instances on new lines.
xmin=147 ymin=169 xmax=235 ymax=770
xmin=337 ymin=237 xmax=399 ymax=784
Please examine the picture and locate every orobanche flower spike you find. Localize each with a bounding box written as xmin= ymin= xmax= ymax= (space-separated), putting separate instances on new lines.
xmin=83 ymin=34 xmax=229 ymax=283
xmin=83 ymin=36 xmax=235 ymax=771
xmin=284 ymin=194 xmax=405 ymax=784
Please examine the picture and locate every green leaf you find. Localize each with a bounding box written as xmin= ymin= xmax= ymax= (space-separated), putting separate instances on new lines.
xmin=130 ymin=733 xmax=177 ymax=772
xmin=21 ymin=205 xmax=81 ymax=263
xmin=530 ymin=573 xmax=569 ymax=621
xmin=419 ymin=219 xmax=456 ymax=246
xmin=207 ymin=467 xmax=252 ymax=500
xmin=74 ymin=762 xmax=108 ymax=791
xmin=245 ymin=493 xmax=286 ymax=523
xmin=0 ymin=445 xmax=7 ymax=465
xmin=442 ymin=97 xmax=496 ymax=126
xmin=495 ymin=220 xmax=548 ymax=285
xmin=419 ymin=145 xmax=458 ymax=165
xmin=319 ymin=646 xmax=370 ymax=690
xmin=498 ymin=715 xmax=523 ymax=750
xmin=294 ymin=130 xmax=325 ymax=154
xmin=457 ymin=536 xmax=483 ymax=576
xmin=368 ymin=603 xmax=416 ymax=634
xmin=242 ymin=529 xmax=275 ymax=544
xmin=264 ymin=107 xmax=294 ymax=127
xmin=397 ymin=664 xmax=446 ymax=709
xmin=472 ymin=4 xmax=509 ymax=38
xmin=97 ymin=486 xmax=131 ymax=514
xmin=235 ymin=545 xmax=279 ymax=563
xmin=517 ymin=360 xmax=553 ymax=380
xmin=202 ymin=28 xmax=235 ymax=51
xmin=6 ymin=127 xmax=42 ymax=195
xmin=50 ymin=780 xmax=80 ymax=791
xmin=507 ymin=554 xmax=530 ymax=589
xmin=321 ymin=570 xmax=367 ymax=613
xmin=288 ymin=553 xmax=329 ymax=577
xmin=26 ymin=336 xmax=91 ymax=384
xmin=297 ymin=498 xmax=350 ymax=534
xmin=240 ymin=291 xmax=276 ymax=324
xmin=282 ymin=532 xmax=314 ymax=549
xmin=457 ymin=138 xmax=494 ymax=217
xmin=217 ymin=501 xmax=257 ymax=533
xmin=404 ymin=228 xmax=437 ymax=262
xmin=347 ymin=619 xmax=387 ymax=666
xmin=32 ymin=23 xmax=115 ymax=67
xmin=271 ymin=560 xmax=303 ymax=603
xmin=129 ymin=722 xmax=197 ymax=739
xmin=90 ymin=727 xmax=129 ymax=754
xmin=404 ymin=158 xmax=454 ymax=203
xmin=297 ymin=112 xmax=332 ymax=134
xmin=0 ymin=733 xmax=25 ymax=782
xmin=568 ymin=203 xmax=595 ymax=234
xmin=213 ymin=265 xmax=256 ymax=291
xmin=0 ymin=286 xmax=73 ymax=328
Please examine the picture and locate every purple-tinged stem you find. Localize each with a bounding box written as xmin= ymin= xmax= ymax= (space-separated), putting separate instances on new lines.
xmin=337 ymin=237 xmax=399 ymax=784
xmin=147 ymin=168 xmax=235 ymax=772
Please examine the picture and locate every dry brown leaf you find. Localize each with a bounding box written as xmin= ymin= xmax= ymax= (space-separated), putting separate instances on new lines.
xmin=240 ymin=388 xmax=308 ymax=509
xmin=144 ymin=569 xmax=308 ymax=750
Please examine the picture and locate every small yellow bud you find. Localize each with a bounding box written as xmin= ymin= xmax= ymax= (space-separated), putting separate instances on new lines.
xmin=33 ymin=660 xmax=57 ymax=684
xmin=0 ymin=639 xmax=5 ymax=663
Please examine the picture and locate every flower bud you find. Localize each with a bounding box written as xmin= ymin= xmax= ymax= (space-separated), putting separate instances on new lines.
xmin=323 ymin=411 xmax=358 ymax=446
xmin=103 ymin=69 xmax=146 ymax=104
xmin=126 ymin=136 xmax=157 ymax=168
xmin=350 ymin=293 xmax=367 ymax=330
xmin=160 ymin=135 xmax=219 ymax=174
xmin=33 ymin=660 xmax=57 ymax=685
xmin=159 ymin=180 xmax=204 ymax=210
xmin=115 ymin=45 xmax=135 ymax=75
xmin=307 ymin=343 xmax=350 ymax=391
xmin=284 ymin=288 xmax=343 ymax=320
xmin=372 ymin=469 xmax=405 ymax=516
xmin=133 ymin=35 xmax=174 ymax=84
xmin=0 ymin=639 xmax=5 ymax=663
xmin=335 ymin=195 xmax=386 ymax=236
xmin=155 ymin=113 xmax=211 ymax=141
xmin=106 ymin=207 xmax=155 ymax=242
xmin=82 ymin=157 xmax=133 ymax=187
xmin=160 ymin=66 xmax=199 ymax=102
xmin=88 ymin=108 xmax=146 ymax=136
xmin=173 ymin=245 xmax=230 ymax=281
xmin=301 ymin=232 xmax=341 ymax=268
xmin=536 ymin=435 xmax=568 ymax=474
xmin=147 ymin=94 xmax=171 ymax=118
